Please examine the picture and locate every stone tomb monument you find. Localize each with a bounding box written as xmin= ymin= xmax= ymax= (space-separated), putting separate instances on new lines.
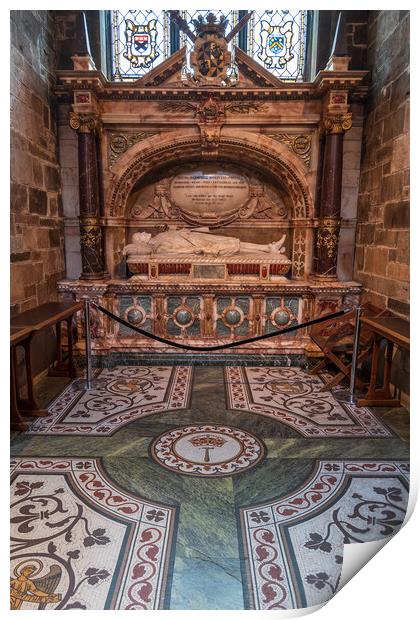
xmin=123 ymin=228 xmax=291 ymax=282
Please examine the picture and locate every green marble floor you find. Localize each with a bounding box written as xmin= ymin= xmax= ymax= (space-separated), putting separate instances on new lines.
xmin=10 ymin=366 xmax=410 ymax=610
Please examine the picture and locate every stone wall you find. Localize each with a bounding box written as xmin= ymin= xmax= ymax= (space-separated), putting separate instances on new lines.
xmin=11 ymin=10 xmax=65 ymax=314
xmin=354 ymin=11 xmax=410 ymax=318
xmin=10 ymin=10 xmax=66 ymax=375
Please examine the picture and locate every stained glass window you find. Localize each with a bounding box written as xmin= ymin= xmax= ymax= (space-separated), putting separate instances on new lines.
xmin=110 ymin=9 xmax=308 ymax=82
xmin=248 ymin=10 xmax=307 ymax=81
xmin=111 ymin=10 xmax=170 ymax=80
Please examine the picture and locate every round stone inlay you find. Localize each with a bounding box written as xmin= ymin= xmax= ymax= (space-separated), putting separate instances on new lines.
xmin=150 ymin=425 xmax=266 ymax=477
xmin=224 ymin=308 xmax=242 ymax=325
xmin=273 ymin=309 xmax=290 ymax=326
xmin=127 ymin=308 xmax=144 ymax=325
xmin=174 ymin=308 xmax=193 ymax=326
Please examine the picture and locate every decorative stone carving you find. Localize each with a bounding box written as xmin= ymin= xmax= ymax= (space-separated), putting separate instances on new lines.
xmin=316 ymin=218 xmax=340 ymax=260
xmin=109 ymin=132 xmax=159 ymax=167
xmin=109 ymin=136 xmax=310 ymax=220
xmin=70 ymin=109 xmax=106 ymax=279
xmin=292 ymin=228 xmax=306 ymax=280
xmin=130 ymin=164 xmax=289 ymax=226
xmin=265 ymin=133 xmax=312 ymax=167
xmin=69 ymin=111 xmax=99 ymax=133
xmin=323 ymin=112 xmax=353 ymax=135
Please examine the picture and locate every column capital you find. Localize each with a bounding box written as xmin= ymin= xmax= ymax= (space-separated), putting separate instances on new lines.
xmin=69 ymin=111 xmax=100 ymax=134
xmin=323 ymin=112 xmax=353 ymax=135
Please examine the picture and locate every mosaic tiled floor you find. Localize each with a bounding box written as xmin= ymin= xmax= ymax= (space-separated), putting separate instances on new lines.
xmin=10 ymin=365 xmax=410 ymax=610
xmin=26 ymin=366 xmax=193 ymax=436
xmin=225 ymin=366 xmax=393 ymax=437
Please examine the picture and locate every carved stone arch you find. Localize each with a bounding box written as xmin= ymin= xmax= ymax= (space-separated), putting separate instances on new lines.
xmin=106 ymin=133 xmax=313 ymax=221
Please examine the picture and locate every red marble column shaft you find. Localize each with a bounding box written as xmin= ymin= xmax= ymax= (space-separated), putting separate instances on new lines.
xmin=315 ymin=131 xmax=345 ymax=278
xmin=77 ymin=130 xmax=106 ymax=280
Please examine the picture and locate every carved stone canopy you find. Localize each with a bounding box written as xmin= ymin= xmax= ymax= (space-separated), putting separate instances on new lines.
xmin=108 ymin=135 xmax=311 ymax=220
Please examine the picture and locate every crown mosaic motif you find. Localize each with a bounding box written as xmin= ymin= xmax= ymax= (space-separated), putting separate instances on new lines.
xmin=192 ymin=13 xmax=229 ymax=37
xmin=189 ymin=434 xmax=227 ymax=448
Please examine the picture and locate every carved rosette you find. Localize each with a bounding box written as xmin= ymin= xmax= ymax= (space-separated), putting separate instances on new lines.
xmin=323 ymin=113 xmax=352 ymax=135
xmin=316 ymin=218 xmax=341 ymax=277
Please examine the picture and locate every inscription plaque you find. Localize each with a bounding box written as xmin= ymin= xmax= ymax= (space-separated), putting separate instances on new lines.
xmin=193 ymin=264 xmax=226 ymax=279
xmin=170 ymin=167 xmax=249 ymax=216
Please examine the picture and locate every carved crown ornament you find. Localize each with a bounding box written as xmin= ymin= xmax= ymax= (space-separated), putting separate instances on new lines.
xmin=69 ymin=111 xmax=100 ymax=133
xmin=323 ymin=112 xmax=353 ymax=135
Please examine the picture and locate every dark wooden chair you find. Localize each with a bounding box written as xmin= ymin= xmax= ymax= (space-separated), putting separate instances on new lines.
xmin=309 ymin=303 xmax=386 ymax=391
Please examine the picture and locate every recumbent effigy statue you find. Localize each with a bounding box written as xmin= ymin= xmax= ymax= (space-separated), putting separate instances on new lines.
xmin=123 ymin=227 xmax=289 ymax=259
xmin=122 ymin=227 xmax=292 ymax=281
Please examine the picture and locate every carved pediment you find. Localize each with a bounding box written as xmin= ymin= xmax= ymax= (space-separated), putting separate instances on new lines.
xmin=134 ymin=48 xmax=186 ymax=87
xmin=129 ymin=44 xmax=286 ymax=89
xmin=234 ymin=47 xmax=285 ymax=88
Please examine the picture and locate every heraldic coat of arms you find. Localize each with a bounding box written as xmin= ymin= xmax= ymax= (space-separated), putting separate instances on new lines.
xmin=258 ymin=20 xmax=294 ymax=70
xmin=123 ymin=18 xmax=159 ymax=69
xmin=190 ymin=13 xmax=231 ymax=85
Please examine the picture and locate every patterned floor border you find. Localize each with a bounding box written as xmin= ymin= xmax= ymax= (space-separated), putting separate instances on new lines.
xmin=225 ymin=366 xmax=393 ymax=437
xmin=239 ymin=460 xmax=410 ymax=610
xmin=26 ymin=366 xmax=193 ymax=436
xmin=10 ymin=458 xmax=178 ymax=610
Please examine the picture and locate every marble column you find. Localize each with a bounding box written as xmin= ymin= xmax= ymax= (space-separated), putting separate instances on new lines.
xmin=69 ymin=112 xmax=107 ymax=280
xmin=315 ymin=112 xmax=352 ymax=278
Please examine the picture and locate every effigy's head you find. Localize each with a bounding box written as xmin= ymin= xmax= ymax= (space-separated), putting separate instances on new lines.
xmin=132 ymin=232 xmax=151 ymax=244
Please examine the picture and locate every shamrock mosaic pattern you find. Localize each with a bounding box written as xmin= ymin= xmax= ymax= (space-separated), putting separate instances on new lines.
xmin=240 ymin=460 xmax=409 ymax=610
xmin=26 ymin=366 xmax=193 ymax=436
xmin=225 ymin=366 xmax=392 ymax=437
xmin=10 ymin=458 xmax=177 ymax=610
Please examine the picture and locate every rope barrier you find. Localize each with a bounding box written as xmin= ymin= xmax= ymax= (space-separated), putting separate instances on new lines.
xmin=91 ymin=302 xmax=351 ymax=352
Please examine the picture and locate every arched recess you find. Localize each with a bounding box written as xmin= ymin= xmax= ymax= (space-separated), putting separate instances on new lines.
xmin=105 ymin=132 xmax=314 ymax=278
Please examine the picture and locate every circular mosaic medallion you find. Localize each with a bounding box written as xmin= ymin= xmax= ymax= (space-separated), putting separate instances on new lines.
xmin=150 ymin=425 xmax=266 ymax=477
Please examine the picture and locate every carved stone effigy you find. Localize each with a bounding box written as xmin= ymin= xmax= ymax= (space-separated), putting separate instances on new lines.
xmin=123 ymin=229 xmax=292 ymax=282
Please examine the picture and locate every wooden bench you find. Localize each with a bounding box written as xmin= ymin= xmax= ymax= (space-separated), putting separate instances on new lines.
xmin=10 ymin=301 xmax=83 ymax=430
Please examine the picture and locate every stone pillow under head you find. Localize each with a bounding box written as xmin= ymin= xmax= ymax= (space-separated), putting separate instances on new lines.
xmin=126 ymin=242 xmax=152 ymax=256
xmin=134 ymin=242 xmax=152 ymax=256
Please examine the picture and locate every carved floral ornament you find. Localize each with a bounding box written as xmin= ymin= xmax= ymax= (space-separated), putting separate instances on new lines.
xmin=157 ymin=100 xmax=267 ymax=116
